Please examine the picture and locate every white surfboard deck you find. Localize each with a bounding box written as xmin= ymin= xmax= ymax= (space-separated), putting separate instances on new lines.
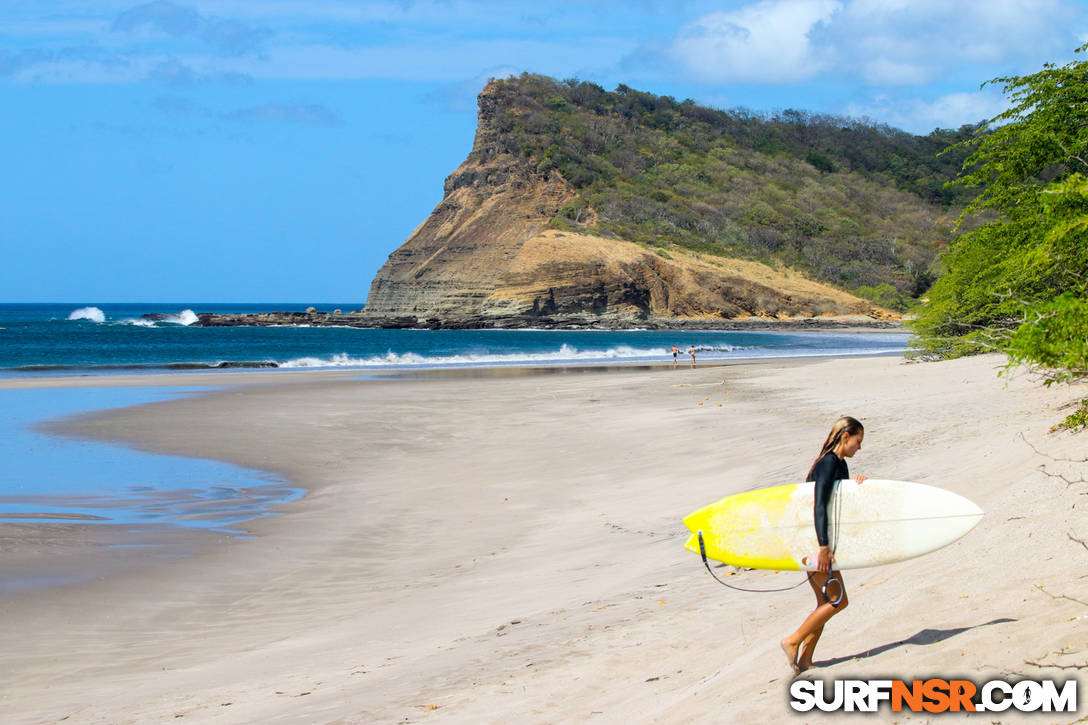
xmin=683 ymin=479 xmax=983 ymax=571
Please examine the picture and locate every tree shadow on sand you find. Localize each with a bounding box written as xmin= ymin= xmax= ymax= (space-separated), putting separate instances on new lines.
xmin=815 ymin=618 xmax=1017 ymax=668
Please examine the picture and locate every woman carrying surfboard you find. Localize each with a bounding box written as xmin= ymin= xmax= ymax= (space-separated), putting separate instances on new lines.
xmin=781 ymin=415 xmax=866 ymax=674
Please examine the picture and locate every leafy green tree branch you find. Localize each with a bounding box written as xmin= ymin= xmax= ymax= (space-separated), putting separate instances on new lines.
xmin=910 ymin=45 xmax=1088 ymax=430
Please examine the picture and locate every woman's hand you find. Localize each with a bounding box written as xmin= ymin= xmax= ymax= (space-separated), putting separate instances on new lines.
xmin=855 ymin=475 xmax=867 ymax=483
xmin=817 ymin=545 xmax=833 ymax=574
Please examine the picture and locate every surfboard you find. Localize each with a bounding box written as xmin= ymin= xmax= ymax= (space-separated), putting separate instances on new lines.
xmin=683 ymin=479 xmax=983 ymax=571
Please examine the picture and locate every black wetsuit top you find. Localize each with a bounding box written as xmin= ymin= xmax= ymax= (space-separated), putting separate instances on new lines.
xmin=807 ymin=451 xmax=849 ymax=547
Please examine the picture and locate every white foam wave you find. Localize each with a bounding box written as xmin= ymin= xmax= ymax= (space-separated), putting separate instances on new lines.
xmin=163 ymin=309 xmax=198 ymax=326
xmin=68 ymin=306 xmax=105 ymax=323
xmin=279 ymin=344 xmax=682 ymax=369
xmin=119 ymin=309 xmax=199 ymax=327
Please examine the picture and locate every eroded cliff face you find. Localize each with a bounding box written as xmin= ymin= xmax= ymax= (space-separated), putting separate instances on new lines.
xmin=363 ymin=81 xmax=895 ymax=326
xmin=481 ymin=229 xmax=895 ymax=322
xmin=362 ymin=81 xmax=576 ymax=320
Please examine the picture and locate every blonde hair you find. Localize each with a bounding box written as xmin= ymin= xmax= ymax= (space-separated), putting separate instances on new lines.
xmin=807 ymin=416 xmax=864 ymax=479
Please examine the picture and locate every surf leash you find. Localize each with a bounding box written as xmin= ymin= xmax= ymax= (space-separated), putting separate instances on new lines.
xmin=696 ymin=531 xmax=813 ymax=594
xmin=695 ymin=479 xmax=845 ymax=603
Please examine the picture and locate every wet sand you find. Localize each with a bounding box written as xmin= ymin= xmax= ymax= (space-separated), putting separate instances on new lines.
xmin=1 ymin=355 xmax=1085 ymax=723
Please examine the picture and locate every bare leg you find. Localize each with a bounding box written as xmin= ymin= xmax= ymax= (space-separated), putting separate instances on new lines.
xmin=798 ymin=626 xmax=823 ymax=671
xmin=797 ymin=573 xmax=830 ymax=670
xmin=781 ymin=571 xmax=848 ymax=673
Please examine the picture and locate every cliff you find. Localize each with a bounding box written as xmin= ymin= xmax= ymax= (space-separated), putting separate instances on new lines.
xmin=362 ymin=76 xmax=963 ymax=327
xmin=362 ymin=86 xmax=579 ymax=320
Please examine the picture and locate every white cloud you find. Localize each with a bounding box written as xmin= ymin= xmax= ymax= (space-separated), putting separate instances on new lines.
xmin=4 ymin=0 xmax=1085 ymax=93
xmin=666 ymin=0 xmax=1084 ymax=88
xmin=670 ymin=0 xmax=843 ymax=83
xmin=860 ymin=57 xmax=930 ymax=86
xmin=835 ymin=0 xmax=1076 ymax=85
xmin=845 ymin=88 xmax=1009 ymax=133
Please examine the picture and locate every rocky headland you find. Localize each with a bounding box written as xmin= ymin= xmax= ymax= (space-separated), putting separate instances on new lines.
xmin=196 ymin=75 xmax=966 ymax=330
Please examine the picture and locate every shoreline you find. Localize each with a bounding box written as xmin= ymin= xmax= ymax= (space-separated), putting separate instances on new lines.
xmin=0 ymin=343 xmax=910 ymax=383
xmin=2 ymin=354 xmax=1086 ymax=723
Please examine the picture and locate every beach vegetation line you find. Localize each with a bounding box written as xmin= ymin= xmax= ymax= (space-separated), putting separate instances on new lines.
xmin=910 ymin=43 xmax=1088 ymax=431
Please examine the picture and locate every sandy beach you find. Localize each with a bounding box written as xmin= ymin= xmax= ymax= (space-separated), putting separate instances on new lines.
xmin=1 ymin=354 xmax=1086 ymax=724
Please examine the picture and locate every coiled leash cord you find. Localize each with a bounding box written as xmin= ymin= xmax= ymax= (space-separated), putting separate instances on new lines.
xmin=695 ymin=481 xmax=845 ymax=606
xmin=696 ymin=530 xmax=813 ymax=594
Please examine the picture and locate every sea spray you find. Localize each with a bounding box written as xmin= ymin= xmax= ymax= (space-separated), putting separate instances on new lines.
xmin=166 ymin=309 xmax=198 ymax=326
xmin=67 ymin=306 xmax=105 ymax=323
xmin=121 ymin=309 xmax=199 ymax=327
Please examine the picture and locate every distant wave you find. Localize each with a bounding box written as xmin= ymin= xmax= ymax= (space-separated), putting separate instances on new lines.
xmin=68 ymin=306 xmax=105 ymax=323
xmin=0 ymin=338 xmax=913 ymax=375
xmin=120 ymin=309 xmax=198 ymax=327
xmin=278 ymin=343 xmax=747 ymax=369
xmin=62 ymin=307 xmax=199 ymax=327
xmin=3 ymin=344 xmax=745 ymax=374
xmin=164 ymin=309 xmax=198 ymax=326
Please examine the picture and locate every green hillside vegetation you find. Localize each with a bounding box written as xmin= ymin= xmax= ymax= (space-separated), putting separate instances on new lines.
xmin=475 ymin=74 xmax=979 ymax=310
xmin=910 ymin=45 xmax=1088 ymax=430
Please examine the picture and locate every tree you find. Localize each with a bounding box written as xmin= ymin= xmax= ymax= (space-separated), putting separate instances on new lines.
xmin=806 ymin=151 xmax=836 ymax=174
xmin=910 ymin=44 xmax=1088 ymax=429
xmin=1003 ymin=173 xmax=1088 ymax=429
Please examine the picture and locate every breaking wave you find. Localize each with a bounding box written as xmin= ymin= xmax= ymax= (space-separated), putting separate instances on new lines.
xmin=164 ymin=309 xmax=198 ymax=326
xmin=67 ymin=306 xmax=105 ymax=323
xmin=64 ymin=307 xmax=197 ymax=327
xmin=278 ymin=343 xmax=745 ymax=369
xmin=122 ymin=309 xmax=199 ymax=327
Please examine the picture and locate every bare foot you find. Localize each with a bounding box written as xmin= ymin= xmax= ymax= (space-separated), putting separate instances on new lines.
xmin=780 ymin=639 xmax=801 ymax=675
xmin=796 ymin=644 xmax=811 ymax=672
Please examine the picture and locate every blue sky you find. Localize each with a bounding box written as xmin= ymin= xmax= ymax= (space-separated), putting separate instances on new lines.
xmin=3 ymin=0 xmax=1087 ymax=303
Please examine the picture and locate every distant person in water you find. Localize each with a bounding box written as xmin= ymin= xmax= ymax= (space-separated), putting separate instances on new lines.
xmin=781 ymin=416 xmax=867 ymax=674
xmin=689 ymin=345 xmax=696 ymax=367
xmin=672 ymin=345 xmax=679 ymax=368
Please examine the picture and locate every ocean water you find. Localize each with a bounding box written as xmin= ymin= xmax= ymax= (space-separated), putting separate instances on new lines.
xmin=0 ymin=386 xmax=303 ymax=530
xmin=0 ymin=303 xmax=910 ymax=374
xmin=0 ymin=303 xmax=908 ymax=592
xmin=0 ymin=303 xmax=907 ymax=538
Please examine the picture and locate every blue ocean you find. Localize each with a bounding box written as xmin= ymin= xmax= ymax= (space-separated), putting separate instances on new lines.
xmin=0 ymin=303 xmax=909 ymax=373
xmin=0 ymin=302 xmax=909 ymax=576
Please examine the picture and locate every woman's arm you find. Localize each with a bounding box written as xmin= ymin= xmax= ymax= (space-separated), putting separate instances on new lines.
xmin=811 ymin=455 xmax=839 ymax=573
xmin=812 ymin=457 xmax=835 ymax=548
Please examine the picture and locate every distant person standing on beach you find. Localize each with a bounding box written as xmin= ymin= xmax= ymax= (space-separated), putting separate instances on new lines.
xmin=781 ymin=416 xmax=867 ymax=674
xmin=689 ymin=345 xmax=696 ymax=367
xmin=672 ymin=345 xmax=679 ymax=368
